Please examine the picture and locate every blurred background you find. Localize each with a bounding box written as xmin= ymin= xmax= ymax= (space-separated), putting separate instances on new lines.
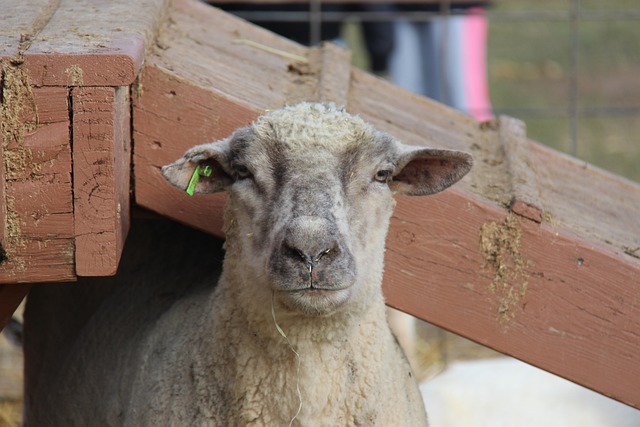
xmin=487 ymin=0 xmax=639 ymax=183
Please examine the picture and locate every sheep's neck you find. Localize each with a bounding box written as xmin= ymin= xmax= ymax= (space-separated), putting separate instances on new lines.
xmin=222 ymin=291 xmax=391 ymax=425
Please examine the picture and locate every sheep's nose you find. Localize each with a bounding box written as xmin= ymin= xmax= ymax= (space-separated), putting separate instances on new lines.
xmin=282 ymin=217 xmax=341 ymax=266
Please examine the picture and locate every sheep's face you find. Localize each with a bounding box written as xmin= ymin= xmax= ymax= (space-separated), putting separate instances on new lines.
xmin=162 ymin=103 xmax=472 ymax=316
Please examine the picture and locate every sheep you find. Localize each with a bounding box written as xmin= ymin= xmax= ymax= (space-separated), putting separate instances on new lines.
xmin=24 ymin=102 xmax=472 ymax=426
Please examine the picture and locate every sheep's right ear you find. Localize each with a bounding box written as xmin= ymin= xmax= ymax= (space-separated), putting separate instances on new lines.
xmin=161 ymin=137 xmax=234 ymax=195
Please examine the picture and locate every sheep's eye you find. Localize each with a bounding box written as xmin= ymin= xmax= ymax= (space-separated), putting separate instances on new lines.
xmin=373 ymin=169 xmax=393 ymax=184
xmin=234 ymin=164 xmax=252 ymax=180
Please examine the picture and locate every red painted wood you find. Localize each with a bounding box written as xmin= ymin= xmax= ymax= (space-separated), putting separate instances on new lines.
xmin=72 ymin=87 xmax=130 ymax=276
xmin=384 ymin=191 xmax=640 ymax=408
xmin=1 ymin=0 xmax=168 ymax=86
xmin=0 ymin=85 xmax=74 ymax=284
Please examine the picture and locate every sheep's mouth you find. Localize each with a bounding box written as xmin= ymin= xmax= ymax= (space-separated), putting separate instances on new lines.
xmin=281 ymin=283 xmax=353 ymax=293
xmin=276 ymin=285 xmax=354 ymax=316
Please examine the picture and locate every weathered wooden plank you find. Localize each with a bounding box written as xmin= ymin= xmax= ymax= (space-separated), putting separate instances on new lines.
xmin=499 ymin=117 xmax=544 ymax=222
xmin=0 ymin=0 xmax=60 ymax=60
xmin=348 ymin=70 xmax=640 ymax=408
xmin=1 ymin=0 xmax=169 ymax=86
xmin=348 ymin=68 xmax=640 ymax=259
xmin=449 ymin=116 xmax=545 ymax=222
xmin=0 ymin=71 xmax=75 ymax=284
xmin=153 ymin=0 xmax=308 ymax=109
xmin=348 ymin=69 xmax=477 ymax=154
xmin=383 ymin=190 xmax=640 ymax=408
xmin=72 ymin=86 xmax=130 ymax=276
xmin=528 ymin=142 xmax=640 ymax=262
xmin=317 ymin=42 xmax=352 ymax=105
xmin=134 ymin=0 xmax=307 ymax=230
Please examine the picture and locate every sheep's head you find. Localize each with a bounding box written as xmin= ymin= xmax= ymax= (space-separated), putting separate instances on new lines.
xmin=162 ymin=103 xmax=472 ymax=317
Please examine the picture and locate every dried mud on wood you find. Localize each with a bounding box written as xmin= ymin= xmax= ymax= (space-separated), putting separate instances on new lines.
xmin=1 ymin=61 xmax=38 ymax=261
xmin=0 ymin=61 xmax=74 ymax=281
xmin=284 ymin=47 xmax=321 ymax=104
xmin=479 ymin=212 xmax=530 ymax=323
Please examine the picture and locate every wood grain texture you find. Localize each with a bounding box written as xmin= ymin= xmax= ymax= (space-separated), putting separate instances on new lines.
xmin=72 ymin=86 xmax=130 ymax=276
xmin=133 ymin=0 xmax=310 ymax=233
xmin=499 ymin=117 xmax=544 ymax=222
xmin=0 ymin=0 xmax=60 ymax=60
xmin=348 ymin=68 xmax=640 ymax=260
xmin=1 ymin=0 xmax=169 ymax=86
xmin=0 ymin=83 xmax=74 ymax=284
xmin=384 ymin=191 xmax=640 ymax=408
xmin=350 ymin=71 xmax=640 ymax=408
xmin=153 ymin=0 xmax=308 ymax=108
xmin=317 ymin=42 xmax=352 ymax=105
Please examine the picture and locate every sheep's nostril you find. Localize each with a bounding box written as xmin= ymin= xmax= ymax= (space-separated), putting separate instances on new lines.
xmin=283 ymin=244 xmax=312 ymax=264
xmin=313 ymin=247 xmax=333 ymax=263
xmin=284 ymin=243 xmax=337 ymax=266
xmin=295 ymin=248 xmax=311 ymax=264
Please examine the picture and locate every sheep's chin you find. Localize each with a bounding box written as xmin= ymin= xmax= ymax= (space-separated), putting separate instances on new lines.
xmin=276 ymin=287 xmax=353 ymax=316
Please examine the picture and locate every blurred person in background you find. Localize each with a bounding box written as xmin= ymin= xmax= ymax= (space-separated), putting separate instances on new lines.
xmin=390 ymin=2 xmax=493 ymax=121
xmin=214 ymin=2 xmax=395 ymax=76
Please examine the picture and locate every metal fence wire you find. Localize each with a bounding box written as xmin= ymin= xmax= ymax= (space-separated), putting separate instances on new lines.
xmin=217 ymin=0 xmax=640 ymax=182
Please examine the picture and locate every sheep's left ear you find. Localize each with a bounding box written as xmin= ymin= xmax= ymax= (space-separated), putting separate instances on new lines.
xmin=161 ymin=136 xmax=237 ymax=195
xmin=162 ymin=127 xmax=255 ymax=194
xmin=390 ymin=146 xmax=473 ymax=196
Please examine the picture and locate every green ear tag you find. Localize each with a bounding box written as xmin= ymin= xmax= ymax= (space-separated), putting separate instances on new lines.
xmin=186 ymin=164 xmax=213 ymax=196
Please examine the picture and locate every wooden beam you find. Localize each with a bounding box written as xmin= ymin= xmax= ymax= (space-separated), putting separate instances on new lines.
xmin=0 ymin=0 xmax=169 ymax=86
xmin=384 ymin=191 xmax=640 ymax=408
xmin=72 ymin=86 xmax=131 ymax=276
xmin=0 ymin=69 xmax=75 ymax=283
xmin=0 ymin=0 xmax=60 ymax=60
xmin=317 ymin=42 xmax=352 ymax=105
xmin=133 ymin=0 xmax=640 ymax=409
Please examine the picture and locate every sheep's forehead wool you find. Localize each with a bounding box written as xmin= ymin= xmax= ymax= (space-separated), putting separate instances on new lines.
xmin=252 ymin=103 xmax=376 ymax=153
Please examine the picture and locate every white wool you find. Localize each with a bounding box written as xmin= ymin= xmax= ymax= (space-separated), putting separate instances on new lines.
xmin=252 ymin=103 xmax=377 ymax=153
